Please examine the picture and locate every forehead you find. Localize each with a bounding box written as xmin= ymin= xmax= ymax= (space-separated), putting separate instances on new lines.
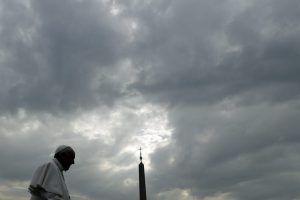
xmin=67 ymin=151 xmax=75 ymax=158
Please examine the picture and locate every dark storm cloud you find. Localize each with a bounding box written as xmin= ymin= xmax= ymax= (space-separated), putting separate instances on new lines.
xmin=148 ymin=101 xmax=300 ymax=200
xmin=129 ymin=0 xmax=300 ymax=105
xmin=0 ymin=0 xmax=128 ymax=113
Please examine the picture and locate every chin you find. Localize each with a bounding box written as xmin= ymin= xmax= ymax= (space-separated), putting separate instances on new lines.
xmin=63 ymin=166 xmax=71 ymax=171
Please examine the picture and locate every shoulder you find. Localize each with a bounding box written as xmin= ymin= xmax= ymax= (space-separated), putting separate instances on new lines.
xmin=38 ymin=160 xmax=54 ymax=169
xmin=33 ymin=160 xmax=57 ymax=175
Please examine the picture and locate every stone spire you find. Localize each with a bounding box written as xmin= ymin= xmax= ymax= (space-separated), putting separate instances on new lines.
xmin=139 ymin=147 xmax=147 ymax=200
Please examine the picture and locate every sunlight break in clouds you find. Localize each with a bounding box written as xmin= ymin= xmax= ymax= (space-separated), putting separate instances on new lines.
xmin=156 ymin=188 xmax=199 ymax=200
xmin=71 ymin=100 xmax=173 ymax=171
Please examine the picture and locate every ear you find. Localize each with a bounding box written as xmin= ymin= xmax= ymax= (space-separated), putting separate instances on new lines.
xmin=58 ymin=151 xmax=67 ymax=159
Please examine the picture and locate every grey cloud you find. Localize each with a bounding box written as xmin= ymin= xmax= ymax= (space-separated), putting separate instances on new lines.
xmin=0 ymin=0 xmax=129 ymax=113
xmin=149 ymin=101 xmax=300 ymax=199
xmin=128 ymin=0 xmax=300 ymax=106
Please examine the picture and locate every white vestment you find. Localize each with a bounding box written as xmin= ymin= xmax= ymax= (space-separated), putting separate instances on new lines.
xmin=29 ymin=158 xmax=70 ymax=200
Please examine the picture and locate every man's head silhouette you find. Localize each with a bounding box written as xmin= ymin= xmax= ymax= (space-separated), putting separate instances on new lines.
xmin=54 ymin=145 xmax=75 ymax=171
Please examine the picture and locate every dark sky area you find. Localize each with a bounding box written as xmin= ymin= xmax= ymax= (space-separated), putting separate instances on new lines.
xmin=0 ymin=0 xmax=300 ymax=200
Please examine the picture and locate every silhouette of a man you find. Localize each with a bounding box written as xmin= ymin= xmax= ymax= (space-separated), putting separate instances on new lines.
xmin=28 ymin=145 xmax=75 ymax=200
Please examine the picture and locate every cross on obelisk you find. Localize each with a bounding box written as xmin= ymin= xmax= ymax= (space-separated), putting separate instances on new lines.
xmin=138 ymin=147 xmax=147 ymax=200
xmin=139 ymin=147 xmax=142 ymax=162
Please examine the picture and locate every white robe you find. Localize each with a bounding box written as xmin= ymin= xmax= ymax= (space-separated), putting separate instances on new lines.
xmin=29 ymin=158 xmax=70 ymax=200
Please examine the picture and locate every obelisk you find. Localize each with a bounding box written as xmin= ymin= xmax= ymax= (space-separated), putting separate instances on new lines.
xmin=139 ymin=147 xmax=147 ymax=200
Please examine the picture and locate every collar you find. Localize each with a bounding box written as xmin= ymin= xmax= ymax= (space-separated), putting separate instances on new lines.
xmin=53 ymin=158 xmax=64 ymax=172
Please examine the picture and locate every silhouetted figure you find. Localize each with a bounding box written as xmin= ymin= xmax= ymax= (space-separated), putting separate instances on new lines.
xmin=28 ymin=145 xmax=75 ymax=200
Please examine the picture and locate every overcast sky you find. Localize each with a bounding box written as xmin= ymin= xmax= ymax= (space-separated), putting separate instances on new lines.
xmin=0 ymin=0 xmax=300 ymax=200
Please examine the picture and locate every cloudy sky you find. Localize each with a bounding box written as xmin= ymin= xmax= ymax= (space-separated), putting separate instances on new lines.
xmin=0 ymin=0 xmax=300 ymax=200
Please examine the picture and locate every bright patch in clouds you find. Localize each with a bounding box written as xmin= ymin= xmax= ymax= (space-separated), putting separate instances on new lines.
xmin=203 ymin=193 xmax=235 ymax=200
xmin=0 ymin=181 xmax=29 ymax=200
xmin=0 ymin=109 xmax=40 ymax=137
xmin=71 ymin=100 xmax=173 ymax=171
xmin=106 ymin=0 xmax=122 ymax=16
xmin=157 ymin=189 xmax=234 ymax=200
xmin=156 ymin=189 xmax=198 ymax=200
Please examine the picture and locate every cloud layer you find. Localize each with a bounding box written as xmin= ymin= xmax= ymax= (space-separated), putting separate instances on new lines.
xmin=0 ymin=0 xmax=300 ymax=200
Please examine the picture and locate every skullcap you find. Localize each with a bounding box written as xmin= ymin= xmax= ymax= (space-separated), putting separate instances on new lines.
xmin=55 ymin=145 xmax=72 ymax=154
